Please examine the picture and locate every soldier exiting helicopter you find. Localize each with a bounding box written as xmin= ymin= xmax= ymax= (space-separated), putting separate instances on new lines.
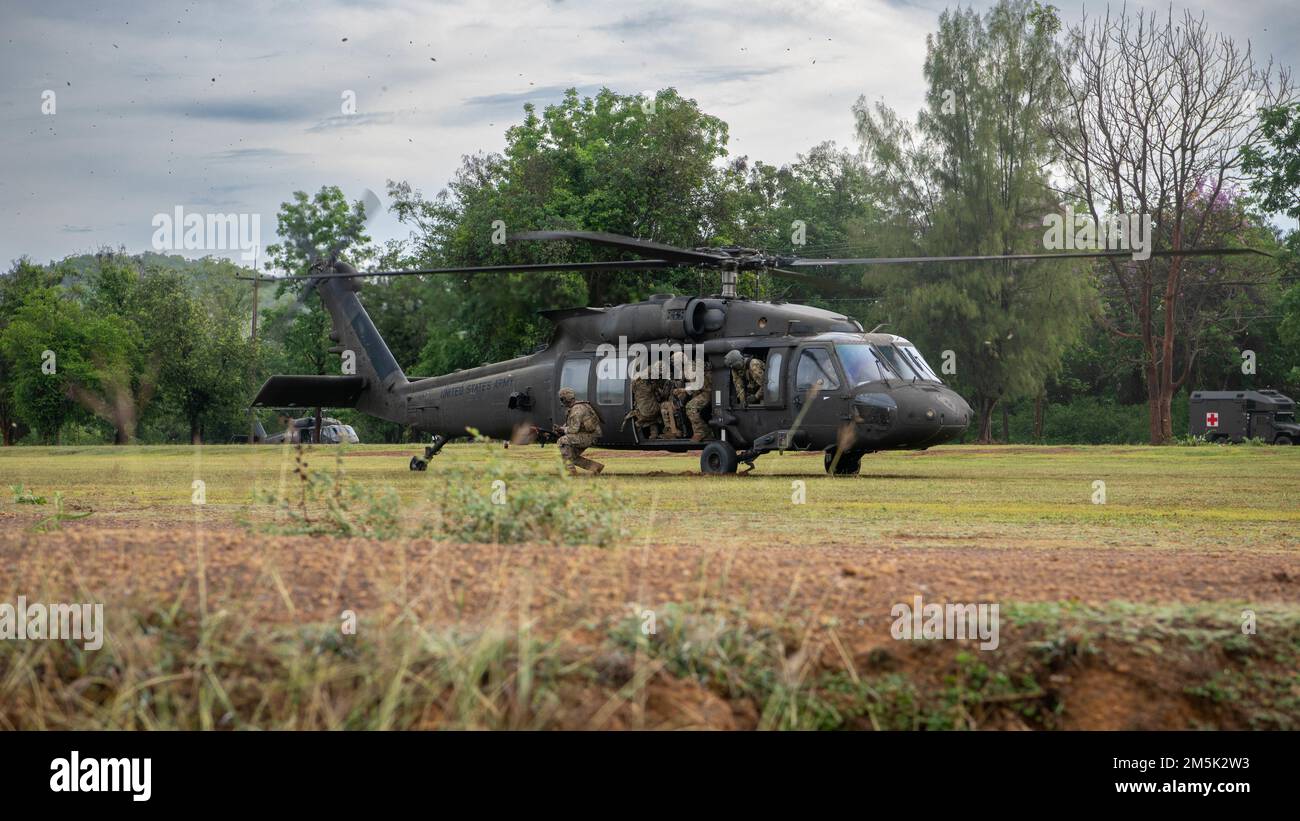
xmin=627 ymin=361 xmax=681 ymax=439
xmin=556 ymin=387 xmax=604 ymax=475
xmin=672 ymin=350 xmax=713 ymax=441
xmin=655 ymin=360 xmax=684 ymax=439
xmin=627 ymin=366 xmax=662 ymax=439
xmin=725 ymin=349 xmax=765 ymax=408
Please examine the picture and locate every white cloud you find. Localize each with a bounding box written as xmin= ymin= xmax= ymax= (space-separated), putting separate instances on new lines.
xmin=0 ymin=0 xmax=1294 ymax=266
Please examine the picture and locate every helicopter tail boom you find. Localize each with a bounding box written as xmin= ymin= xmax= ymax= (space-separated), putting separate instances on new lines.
xmin=307 ymin=262 xmax=409 ymax=422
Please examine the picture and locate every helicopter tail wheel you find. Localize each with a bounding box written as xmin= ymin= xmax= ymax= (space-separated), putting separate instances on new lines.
xmin=409 ymin=456 xmax=428 ymax=471
xmin=824 ymin=448 xmax=862 ymax=476
xmin=700 ymin=441 xmax=739 ymax=475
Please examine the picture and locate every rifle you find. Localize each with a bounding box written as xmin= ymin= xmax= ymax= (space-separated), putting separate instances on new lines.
xmin=529 ymin=425 xmax=559 ymax=446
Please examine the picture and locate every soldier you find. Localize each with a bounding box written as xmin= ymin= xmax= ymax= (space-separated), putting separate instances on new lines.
xmin=556 ymin=387 xmax=604 ymax=475
xmin=654 ymin=359 xmax=684 ymax=439
xmin=725 ymin=349 xmax=765 ymax=408
xmin=627 ymin=364 xmax=663 ymax=440
xmin=672 ymin=350 xmax=713 ymax=441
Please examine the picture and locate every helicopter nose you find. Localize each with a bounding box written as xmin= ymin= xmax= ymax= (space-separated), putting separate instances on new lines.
xmin=851 ymin=385 xmax=971 ymax=448
xmin=933 ymin=388 xmax=972 ymax=440
xmin=901 ymin=386 xmax=970 ymax=443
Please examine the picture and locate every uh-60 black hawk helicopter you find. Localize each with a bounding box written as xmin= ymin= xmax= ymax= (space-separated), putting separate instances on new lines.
xmin=252 ymin=231 xmax=1263 ymax=475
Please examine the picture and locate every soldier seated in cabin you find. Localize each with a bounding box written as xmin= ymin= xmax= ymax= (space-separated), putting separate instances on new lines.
xmin=725 ymin=349 xmax=766 ymax=409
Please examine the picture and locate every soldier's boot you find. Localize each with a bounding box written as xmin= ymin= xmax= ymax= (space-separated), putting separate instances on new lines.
xmin=686 ymin=409 xmax=712 ymax=441
xmin=573 ymin=454 xmax=602 ymax=475
xmin=647 ymin=424 xmax=660 ymax=440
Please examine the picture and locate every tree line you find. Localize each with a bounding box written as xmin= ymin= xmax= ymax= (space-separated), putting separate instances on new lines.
xmin=3 ymin=0 xmax=1299 ymax=446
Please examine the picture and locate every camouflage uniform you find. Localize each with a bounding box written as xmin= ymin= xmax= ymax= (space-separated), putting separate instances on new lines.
xmin=557 ymin=387 xmax=604 ymax=474
xmin=656 ymin=372 xmax=683 ymax=439
xmin=629 ymin=376 xmax=662 ymax=438
xmin=679 ymin=361 xmax=714 ymax=441
xmin=730 ymin=356 xmax=766 ymax=408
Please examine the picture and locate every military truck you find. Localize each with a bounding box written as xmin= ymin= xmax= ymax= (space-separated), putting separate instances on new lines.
xmin=1189 ymin=389 xmax=1298 ymax=444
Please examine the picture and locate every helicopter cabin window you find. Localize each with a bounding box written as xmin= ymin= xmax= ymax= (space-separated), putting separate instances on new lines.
xmin=596 ymin=357 xmax=627 ymax=406
xmin=765 ymin=350 xmax=784 ymax=404
xmin=560 ymin=357 xmax=591 ymax=402
xmin=795 ymin=347 xmax=840 ymax=393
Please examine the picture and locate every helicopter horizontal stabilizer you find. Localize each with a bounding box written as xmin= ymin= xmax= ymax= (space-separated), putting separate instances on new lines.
xmin=251 ymin=375 xmax=367 ymax=409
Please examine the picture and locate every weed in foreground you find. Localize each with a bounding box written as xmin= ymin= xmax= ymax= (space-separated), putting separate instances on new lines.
xmin=248 ymin=436 xmax=625 ymax=546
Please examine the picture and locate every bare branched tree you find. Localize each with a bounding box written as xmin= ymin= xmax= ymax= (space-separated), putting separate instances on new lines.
xmin=1048 ymin=5 xmax=1293 ymax=443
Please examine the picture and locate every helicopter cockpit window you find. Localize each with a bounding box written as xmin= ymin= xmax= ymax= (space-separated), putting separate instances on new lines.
xmin=834 ymin=344 xmax=890 ymax=385
xmin=795 ymin=348 xmax=840 ymax=392
xmin=875 ymin=344 xmax=919 ymax=381
xmin=596 ymin=357 xmax=626 ymax=406
xmin=898 ymin=344 xmax=942 ymax=382
xmin=560 ymin=358 xmax=591 ymax=402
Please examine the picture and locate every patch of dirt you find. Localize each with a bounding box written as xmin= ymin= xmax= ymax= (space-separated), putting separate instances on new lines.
xmin=4 ymin=530 xmax=1296 ymax=635
xmin=4 ymin=527 xmax=1296 ymax=730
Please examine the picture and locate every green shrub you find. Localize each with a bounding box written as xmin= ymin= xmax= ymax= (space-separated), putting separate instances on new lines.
xmin=253 ymin=444 xmax=402 ymax=539
xmin=1004 ymin=393 xmax=1193 ymax=445
xmin=428 ymin=433 xmax=624 ymax=547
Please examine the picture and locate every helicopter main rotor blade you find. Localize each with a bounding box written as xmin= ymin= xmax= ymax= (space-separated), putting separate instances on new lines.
xmin=274 ymin=258 xmax=678 ymax=280
xmin=510 ymin=230 xmax=731 ymax=266
xmin=786 ymin=247 xmax=1271 ymax=266
xmin=766 ymin=268 xmax=878 ymax=297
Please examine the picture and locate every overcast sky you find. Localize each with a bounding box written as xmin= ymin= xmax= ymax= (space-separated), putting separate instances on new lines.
xmin=2 ymin=0 xmax=1296 ymax=268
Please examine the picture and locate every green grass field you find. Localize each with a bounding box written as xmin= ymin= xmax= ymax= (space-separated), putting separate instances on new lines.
xmin=1 ymin=442 xmax=1298 ymax=729
xmin=4 ymin=441 xmax=1298 ymax=548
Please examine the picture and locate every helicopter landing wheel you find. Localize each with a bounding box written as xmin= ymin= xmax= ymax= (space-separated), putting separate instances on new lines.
xmin=409 ymin=456 xmax=428 ymax=471
xmin=700 ymin=441 xmax=738 ymax=475
xmin=824 ymin=448 xmax=862 ymax=476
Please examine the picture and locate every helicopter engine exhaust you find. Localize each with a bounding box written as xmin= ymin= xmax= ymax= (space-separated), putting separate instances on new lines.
xmin=598 ymin=295 xmax=725 ymax=343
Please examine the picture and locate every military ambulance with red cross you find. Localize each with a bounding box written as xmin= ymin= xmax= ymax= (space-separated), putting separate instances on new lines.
xmin=1189 ymin=389 xmax=1299 ymax=444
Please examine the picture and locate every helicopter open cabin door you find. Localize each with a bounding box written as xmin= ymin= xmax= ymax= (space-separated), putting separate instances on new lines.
xmin=557 ymin=354 xmax=591 ymax=432
xmin=593 ymin=351 xmax=637 ymax=444
xmin=558 ymin=352 xmax=634 ymax=446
